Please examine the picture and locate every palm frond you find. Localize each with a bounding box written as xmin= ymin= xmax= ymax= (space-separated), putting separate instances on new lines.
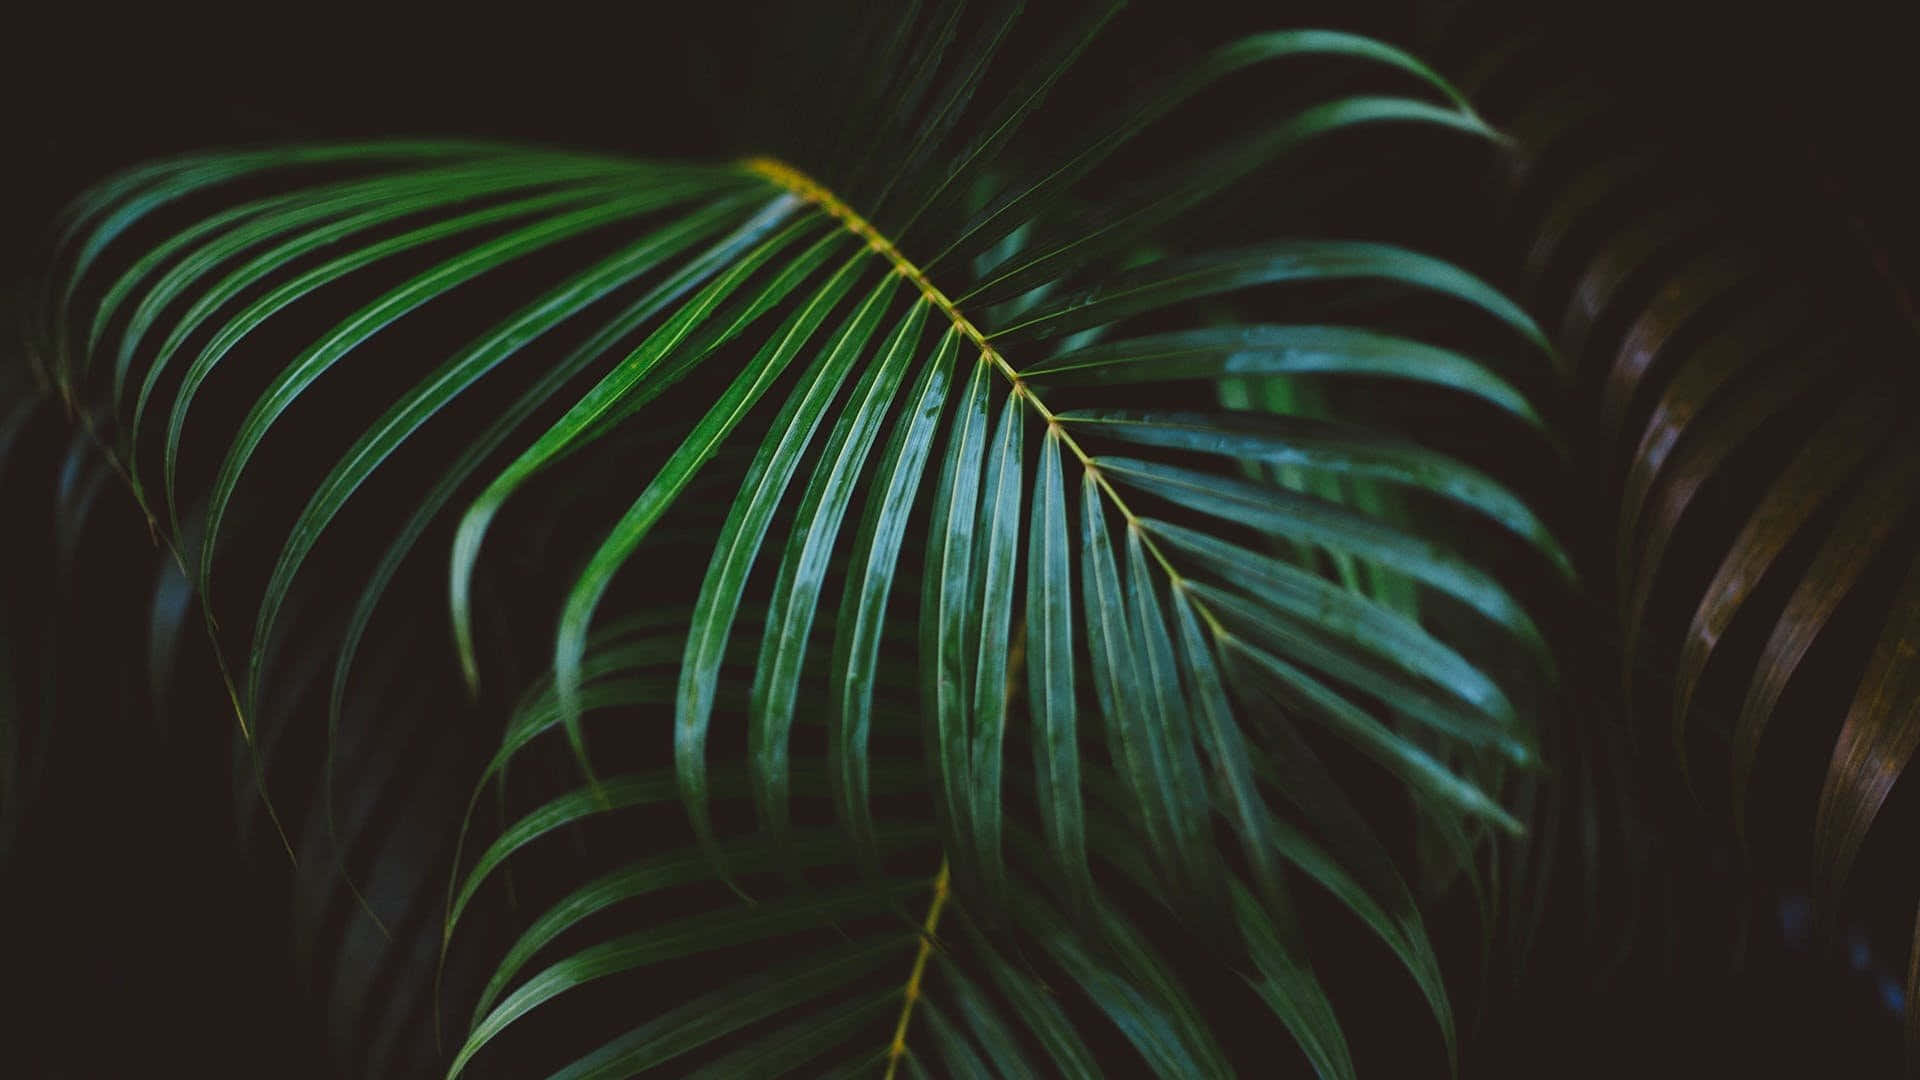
xmin=1459 ymin=14 xmax=1920 ymax=1061
xmin=25 ymin=8 xmax=1566 ymax=1076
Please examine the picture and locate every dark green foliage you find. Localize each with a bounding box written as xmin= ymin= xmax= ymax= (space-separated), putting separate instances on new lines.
xmin=6 ymin=6 xmax=1581 ymax=1076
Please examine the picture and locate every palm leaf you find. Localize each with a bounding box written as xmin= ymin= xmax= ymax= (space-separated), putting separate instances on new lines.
xmin=1461 ymin=16 xmax=1920 ymax=1062
xmin=27 ymin=7 xmax=1564 ymax=1076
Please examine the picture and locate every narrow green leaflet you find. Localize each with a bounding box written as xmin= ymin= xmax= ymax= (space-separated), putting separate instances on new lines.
xmin=153 ymin=181 xmax=645 ymax=533
xmin=1260 ymin=795 xmax=1456 ymax=1067
xmin=59 ymin=142 xmax=562 ymax=391
xmin=55 ymin=141 xmax=515 ymax=326
xmin=449 ymin=204 xmax=824 ymax=688
xmin=98 ymin=154 xmax=663 ymax=397
xmin=562 ymin=250 xmax=866 ymax=816
xmin=864 ymin=2 xmax=1022 ymax=219
xmin=1099 ymin=456 xmax=1548 ymax=653
xmin=823 ymin=3 xmax=929 ymax=183
xmin=1077 ymin=764 xmax=1399 ymax=1077
xmin=123 ymin=166 xmax=677 ymax=441
xmin=1203 ymin=577 xmax=1523 ymax=765
xmin=921 ymin=348 xmax=994 ymax=862
xmin=1065 ymin=409 xmax=1571 ymax=577
xmin=544 ymin=937 xmax=912 ymax=1080
xmin=1147 ymin=518 xmax=1531 ymax=760
xmin=749 ymin=300 xmax=931 ymax=845
xmin=1230 ymin=882 xmax=1356 ymax=1080
xmin=1024 ymin=427 xmax=1088 ymax=903
xmin=507 ymin=673 xmax=667 ymax=764
xmin=447 ymin=882 xmax=921 ymax=1078
xmin=446 ymin=764 xmax=924 ymax=948
xmin=1205 ymin=604 xmax=1520 ymax=832
xmin=683 ymin=993 xmax=897 ymax=1079
xmin=842 ymin=2 xmax=964 ymax=200
xmin=886 ymin=1 xmax=1122 ymax=240
xmin=248 ymin=193 xmax=755 ymax=712
xmin=828 ymin=328 xmax=961 ymax=850
xmin=1078 ymin=474 xmax=1181 ymax=881
xmin=1124 ymin=526 xmax=1217 ymax=903
xmin=438 ymin=669 xmax=675 ymax=962
xmin=324 ymin=194 xmax=787 ymax=766
xmin=988 ymin=238 xmax=1546 ymax=354
xmin=461 ymin=677 xmax=675 ymax=866
xmin=1022 ymin=324 xmax=1541 ymax=425
xmin=503 ymin=611 xmax=690 ymax=722
xmin=967 ymin=389 xmax=1025 ymax=898
xmin=957 ymin=919 xmax=1103 ymax=1080
xmin=960 ymin=101 xmax=1500 ymax=309
xmin=675 ymin=269 xmax=897 ymax=850
xmin=934 ymin=28 xmax=1478 ymax=275
xmin=927 ymin=957 xmax=1045 ymax=1079
xmin=474 ymin=829 xmax=927 ymax=1025
xmin=198 ymin=191 xmax=710 ymax=614
xmin=922 ymin=1003 xmax=998 ymax=1080
xmin=91 ymin=187 xmax=292 ymax=358
xmin=1169 ymin=593 xmax=1286 ymax=911
xmin=1019 ymin=896 xmax=1233 ymax=1077
xmin=447 ymin=773 xmax=682 ymax=939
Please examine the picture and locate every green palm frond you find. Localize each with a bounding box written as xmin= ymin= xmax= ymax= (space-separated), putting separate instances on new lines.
xmin=25 ymin=7 xmax=1566 ymax=1076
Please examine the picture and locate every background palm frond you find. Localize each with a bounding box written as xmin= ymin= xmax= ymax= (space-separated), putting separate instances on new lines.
xmin=1431 ymin=2 xmax=1920 ymax=1070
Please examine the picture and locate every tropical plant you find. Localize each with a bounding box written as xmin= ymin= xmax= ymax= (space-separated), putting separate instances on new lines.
xmin=1531 ymin=92 xmax=1920 ymax=948
xmin=6 ymin=5 xmax=1574 ymax=1076
xmin=1443 ymin=13 xmax=1920 ymax=1068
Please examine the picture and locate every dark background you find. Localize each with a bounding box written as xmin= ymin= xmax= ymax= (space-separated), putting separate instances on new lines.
xmin=3 ymin=1 xmax=1917 ymax=1076
xmin=7 ymin=2 xmax=1913 ymax=296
